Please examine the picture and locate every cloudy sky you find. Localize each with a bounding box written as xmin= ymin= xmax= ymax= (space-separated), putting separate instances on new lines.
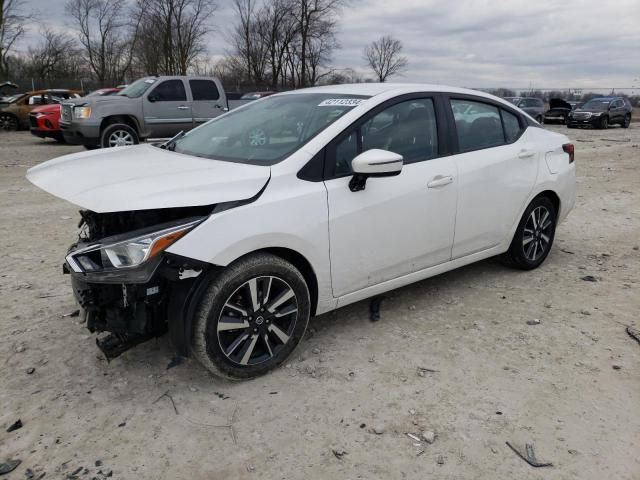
xmin=19 ymin=0 xmax=640 ymax=90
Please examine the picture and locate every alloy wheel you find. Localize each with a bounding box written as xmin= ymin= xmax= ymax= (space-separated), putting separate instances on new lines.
xmin=108 ymin=130 xmax=135 ymax=147
xmin=522 ymin=206 xmax=553 ymax=262
xmin=0 ymin=114 xmax=18 ymax=131
xmin=217 ymin=276 xmax=298 ymax=366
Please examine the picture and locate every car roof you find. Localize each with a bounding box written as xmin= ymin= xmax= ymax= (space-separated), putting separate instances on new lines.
xmin=280 ymin=83 xmax=516 ymax=104
xmin=26 ymin=89 xmax=81 ymax=94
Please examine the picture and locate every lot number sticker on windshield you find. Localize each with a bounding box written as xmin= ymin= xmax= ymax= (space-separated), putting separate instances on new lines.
xmin=318 ymin=98 xmax=365 ymax=107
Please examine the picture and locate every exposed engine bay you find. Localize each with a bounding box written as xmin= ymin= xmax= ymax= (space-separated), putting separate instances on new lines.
xmin=66 ymin=206 xmax=216 ymax=361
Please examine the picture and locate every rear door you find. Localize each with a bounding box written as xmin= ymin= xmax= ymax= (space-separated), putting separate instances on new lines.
xmin=189 ymin=78 xmax=227 ymax=125
xmin=446 ymin=96 xmax=538 ymax=258
xmin=325 ymin=95 xmax=458 ymax=297
xmin=143 ymin=79 xmax=193 ymax=137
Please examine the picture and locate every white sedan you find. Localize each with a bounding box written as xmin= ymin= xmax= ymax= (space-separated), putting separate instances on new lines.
xmin=27 ymin=84 xmax=576 ymax=379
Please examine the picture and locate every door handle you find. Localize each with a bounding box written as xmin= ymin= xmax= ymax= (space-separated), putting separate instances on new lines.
xmin=427 ymin=175 xmax=454 ymax=188
xmin=177 ymin=105 xmax=190 ymax=110
xmin=518 ymin=149 xmax=536 ymax=159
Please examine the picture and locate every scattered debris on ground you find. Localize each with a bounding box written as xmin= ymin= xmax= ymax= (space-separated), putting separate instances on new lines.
xmin=506 ymin=441 xmax=553 ymax=468
xmin=0 ymin=459 xmax=21 ymax=475
xmin=6 ymin=419 xmax=22 ymax=432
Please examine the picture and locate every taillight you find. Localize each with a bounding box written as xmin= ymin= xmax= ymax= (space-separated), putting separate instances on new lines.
xmin=563 ymin=143 xmax=575 ymax=163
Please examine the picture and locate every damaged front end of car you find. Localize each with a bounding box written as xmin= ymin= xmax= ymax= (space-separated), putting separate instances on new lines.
xmin=64 ymin=206 xmax=217 ymax=361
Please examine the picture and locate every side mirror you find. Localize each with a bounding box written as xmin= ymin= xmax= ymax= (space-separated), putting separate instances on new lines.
xmin=349 ymin=149 xmax=403 ymax=192
xmin=147 ymin=94 xmax=158 ymax=103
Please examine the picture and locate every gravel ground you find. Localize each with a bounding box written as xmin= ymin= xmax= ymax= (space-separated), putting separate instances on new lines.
xmin=1 ymin=126 xmax=639 ymax=480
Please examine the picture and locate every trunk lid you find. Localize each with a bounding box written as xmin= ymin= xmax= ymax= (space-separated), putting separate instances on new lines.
xmin=26 ymin=144 xmax=271 ymax=213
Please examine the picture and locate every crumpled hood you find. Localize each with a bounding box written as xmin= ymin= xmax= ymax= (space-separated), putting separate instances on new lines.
xmin=26 ymin=144 xmax=271 ymax=213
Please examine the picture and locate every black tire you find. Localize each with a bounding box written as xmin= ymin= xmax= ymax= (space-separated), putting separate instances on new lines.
xmin=100 ymin=123 xmax=139 ymax=148
xmin=84 ymin=145 xmax=99 ymax=150
xmin=192 ymin=252 xmax=310 ymax=380
xmin=504 ymin=196 xmax=557 ymax=270
xmin=621 ymin=114 xmax=631 ymax=128
xmin=599 ymin=116 xmax=609 ymax=129
xmin=0 ymin=113 xmax=19 ymax=131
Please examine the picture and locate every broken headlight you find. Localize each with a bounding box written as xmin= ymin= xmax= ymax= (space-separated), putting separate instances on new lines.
xmin=67 ymin=219 xmax=201 ymax=273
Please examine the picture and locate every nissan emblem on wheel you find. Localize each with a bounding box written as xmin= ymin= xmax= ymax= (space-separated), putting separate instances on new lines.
xmin=27 ymin=84 xmax=576 ymax=379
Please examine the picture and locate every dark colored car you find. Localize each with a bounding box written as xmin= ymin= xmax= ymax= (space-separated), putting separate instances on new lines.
xmin=544 ymin=98 xmax=573 ymax=124
xmin=504 ymin=97 xmax=545 ymax=123
xmin=567 ymin=97 xmax=632 ymax=129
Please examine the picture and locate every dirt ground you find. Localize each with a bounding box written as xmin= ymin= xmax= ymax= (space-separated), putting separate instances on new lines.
xmin=1 ymin=125 xmax=639 ymax=480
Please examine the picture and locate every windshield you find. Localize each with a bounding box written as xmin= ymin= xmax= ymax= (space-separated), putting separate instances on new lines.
xmin=581 ymin=99 xmax=610 ymax=110
xmin=118 ymin=78 xmax=156 ymax=98
xmin=173 ymin=93 xmax=370 ymax=165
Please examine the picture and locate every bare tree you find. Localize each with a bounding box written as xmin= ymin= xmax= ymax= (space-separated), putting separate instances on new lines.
xmin=292 ymin=0 xmax=344 ymax=87
xmin=27 ymin=27 xmax=78 ymax=79
xmin=134 ymin=0 xmax=216 ymax=76
xmin=66 ymin=0 xmax=139 ymax=84
xmin=0 ymin=0 xmax=31 ymax=78
xmin=363 ymin=35 xmax=408 ymax=82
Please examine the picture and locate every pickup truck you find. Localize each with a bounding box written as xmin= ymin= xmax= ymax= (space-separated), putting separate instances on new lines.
xmin=60 ymin=76 xmax=230 ymax=149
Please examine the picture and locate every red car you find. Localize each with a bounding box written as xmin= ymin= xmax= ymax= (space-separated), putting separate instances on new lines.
xmin=29 ymin=88 xmax=121 ymax=142
xmin=30 ymin=104 xmax=65 ymax=141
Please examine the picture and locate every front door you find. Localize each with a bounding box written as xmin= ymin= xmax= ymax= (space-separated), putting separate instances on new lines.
xmin=325 ymin=97 xmax=458 ymax=297
xmin=143 ymin=79 xmax=193 ymax=138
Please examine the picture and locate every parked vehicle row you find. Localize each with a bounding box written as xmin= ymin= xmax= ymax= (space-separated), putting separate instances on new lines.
xmin=1 ymin=78 xmax=268 ymax=146
xmin=27 ymin=84 xmax=576 ymax=378
xmin=507 ymin=95 xmax=633 ymax=129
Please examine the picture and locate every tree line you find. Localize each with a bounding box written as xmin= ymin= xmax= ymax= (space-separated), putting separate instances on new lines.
xmin=1 ymin=0 xmax=413 ymax=90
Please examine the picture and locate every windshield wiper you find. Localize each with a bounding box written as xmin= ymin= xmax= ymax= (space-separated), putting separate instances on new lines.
xmin=160 ymin=130 xmax=185 ymax=151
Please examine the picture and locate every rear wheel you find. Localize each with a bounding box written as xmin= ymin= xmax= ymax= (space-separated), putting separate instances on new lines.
xmin=0 ymin=113 xmax=19 ymax=131
xmin=100 ymin=123 xmax=139 ymax=148
xmin=504 ymin=196 xmax=557 ymax=270
xmin=622 ymin=114 xmax=631 ymax=128
xmin=192 ymin=253 xmax=310 ymax=380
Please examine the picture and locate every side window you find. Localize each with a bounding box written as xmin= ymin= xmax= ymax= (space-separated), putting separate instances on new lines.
xmin=451 ymin=99 xmax=505 ymax=152
xmin=331 ymin=98 xmax=438 ymax=176
xmin=28 ymin=95 xmax=44 ymax=105
xmin=189 ymin=80 xmax=220 ymax=101
xmin=501 ymin=110 xmax=522 ymax=143
xmin=150 ymin=80 xmax=187 ymax=102
xmin=362 ymin=99 xmax=437 ymax=164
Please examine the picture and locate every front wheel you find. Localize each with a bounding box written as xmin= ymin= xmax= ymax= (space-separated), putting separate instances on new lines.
xmin=599 ymin=116 xmax=609 ymax=129
xmin=192 ymin=253 xmax=310 ymax=380
xmin=100 ymin=123 xmax=139 ymax=148
xmin=504 ymin=196 xmax=557 ymax=270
